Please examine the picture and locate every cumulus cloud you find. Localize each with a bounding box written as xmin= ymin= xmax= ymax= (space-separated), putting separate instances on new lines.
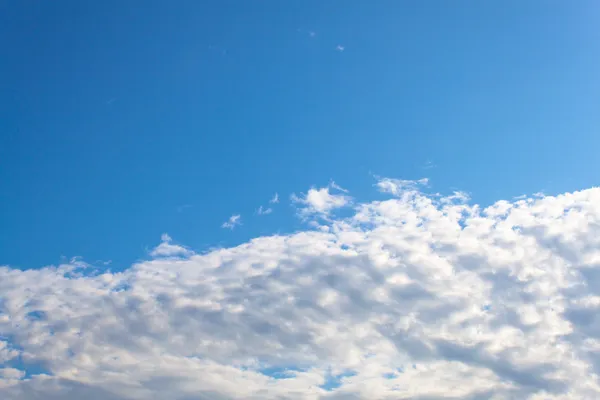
xmin=2 ymin=179 xmax=600 ymax=399
xmin=149 ymin=234 xmax=193 ymax=258
xmin=222 ymin=214 xmax=241 ymax=230
xmin=0 ymin=341 xmax=19 ymax=364
xmin=292 ymin=182 xmax=351 ymax=218
xmin=270 ymin=193 xmax=279 ymax=204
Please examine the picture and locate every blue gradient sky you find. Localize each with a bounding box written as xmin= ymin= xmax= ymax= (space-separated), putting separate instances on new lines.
xmin=1 ymin=1 xmax=599 ymax=269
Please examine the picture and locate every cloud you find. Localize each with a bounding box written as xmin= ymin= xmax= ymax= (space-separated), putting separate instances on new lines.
xmin=296 ymin=29 xmax=316 ymax=39
xmin=292 ymin=182 xmax=351 ymax=218
xmin=423 ymin=160 xmax=436 ymax=170
xmin=0 ymin=368 xmax=24 ymax=380
xmin=257 ymin=206 xmax=273 ymax=215
xmin=176 ymin=204 xmax=192 ymax=213
xmin=1 ymin=179 xmax=600 ymax=399
xmin=375 ymin=177 xmax=429 ymax=196
xmin=0 ymin=341 xmax=19 ymax=364
xmin=221 ymin=214 xmax=241 ymax=230
xmin=329 ymin=181 xmax=349 ymax=193
xmin=149 ymin=234 xmax=193 ymax=258
xmin=256 ymin=194 xmax=278 ymax=216
xmin=335 ymin=45 xmax=345 ymax=52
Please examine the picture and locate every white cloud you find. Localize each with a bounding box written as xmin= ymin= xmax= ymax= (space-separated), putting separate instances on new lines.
xmin=257 ymin=206 xmax=272 ymax=215
xmin=292 ymin=182 xmax=351 ymax=218
xmin=0 ymin=368 xmax=24 ymax=380
xmin=256 ymin=194 xmax=278 ymax=216
xmin=336 ymin=45 xmax=345 ymax=52
xmin=0 ymin=342 xmax=19 ymax=364
xmin=222 ymin=214 xmax=241 ymax=230
xmin=150 ymin=234 xmax=192 ymax=258
xmin=329 ymin=181 xmax=349 ymax=193
xmin=1 ymin=180 xmax=600 ymax=399
xmin=375 ymin=177 xmax=429 ymax=196
xmin=176 ymin=204 xmax=192 ymax=213
xmin=423 ymin=160 xmax=436 ymax=169
xmin=296 ymin=29 xmax=316 ymax=39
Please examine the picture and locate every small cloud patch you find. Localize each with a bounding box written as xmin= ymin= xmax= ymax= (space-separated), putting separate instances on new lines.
xmin=222 ymin=214 xmax=241 ymax=230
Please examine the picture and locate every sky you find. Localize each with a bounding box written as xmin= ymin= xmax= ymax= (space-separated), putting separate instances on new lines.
xmin=1 ymin=1 xmax=600 ymax=399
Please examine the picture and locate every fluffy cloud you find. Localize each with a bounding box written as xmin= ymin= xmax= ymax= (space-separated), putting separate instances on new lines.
xmin=149 ymin=234 xmax=193 ymax=258
xmin=1 ymin=179 xmax=600 ymax=399
xmin=292 ymin=182 xmax=351 ymax=218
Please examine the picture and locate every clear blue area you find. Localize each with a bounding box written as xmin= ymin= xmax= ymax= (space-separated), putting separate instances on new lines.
xmin=382 ymin=372 xmax=397 ymax=380
xmin=259 ymin=366 xmax=303 ymax=380
xmin=1 ymin=1 xmax=599 ymax=269
xmin=5 ymin=357 xmax=52 ymax=379
xmin=320 ymin=370 xmax=357 ymax=391
xmin=25 ymin=310 xmax=47 ymax=321
xmin=0 ymin=335 xmax=52 ymax=378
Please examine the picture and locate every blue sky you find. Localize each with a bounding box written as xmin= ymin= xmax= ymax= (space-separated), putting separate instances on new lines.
xmin=1 ymin=1 xmax=599 ymax=270
xmin=3 ymin=3 xmax=600 ymax=397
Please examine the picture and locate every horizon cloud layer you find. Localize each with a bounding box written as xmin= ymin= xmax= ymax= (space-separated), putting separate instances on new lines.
xmin=1 ymin=179 xmax=600 ymax=399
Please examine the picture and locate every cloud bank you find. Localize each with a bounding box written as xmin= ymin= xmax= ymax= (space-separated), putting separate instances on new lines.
xmin=1 ymin=179 xmax=600 ymax=399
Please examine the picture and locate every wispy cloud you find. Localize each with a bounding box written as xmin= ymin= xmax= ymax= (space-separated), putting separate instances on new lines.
xmin=208 ymin=44 xmax=227 ymax=56
xmin=296 ymin=28 xmax=317 ymax=39
xmin=335 ymin=45 xmax=345 ymax=52
xmin=221 ymin=214 xmax=241 ymax=229
xmin=255 ymin=193 xmax=279 ymax=216
xmin=256 ymin=205 xmax=272 ymax=215
xmin=423 ymin=159 xmax=436 ymax=169
xmin=375 ymin=177 xmax=429 ymax=196
xmin=176 ymin=204 xmax=192 ymax=213
xmin=329 ymin=180 xmax=349 ymax=193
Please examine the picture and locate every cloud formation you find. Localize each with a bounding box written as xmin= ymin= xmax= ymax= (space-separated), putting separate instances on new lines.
xmin=221 ymin=214 xmax=241 ymax=230
xmin=257 ymin=206 xmax=273 ymax=215
xmin=2 ymin=179 xmax=600 ymax=399
xmin=256 ymin=194 xmax=279 ymax=216
xmin=149 ymin=234 xmax=193 ymax=258
xmin=375 ymin=177 xmax=429 ymax=196
xmin=292 ymin=182 xmax=351 ymax=218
